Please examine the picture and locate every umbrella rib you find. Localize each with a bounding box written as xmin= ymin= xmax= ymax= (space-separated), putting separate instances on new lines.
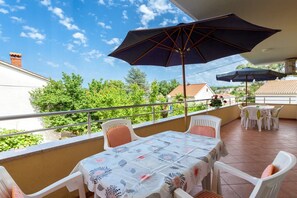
xmin=165 ymin=28 xmax=182 ymax=67
xmin=184 ymin=25 xmax=277 ymax=32
xmin=184 ymin=29 xmax=216 ymax=62
xmin=183 ymin=24 xmax=195 ymax=51
xmin=164 ymin=28 xmax=182 ymax=51
xmin=131 ymin=29 xmax=179 ymax=65
xmin=191 ymin=29 xmax=250 ymax=52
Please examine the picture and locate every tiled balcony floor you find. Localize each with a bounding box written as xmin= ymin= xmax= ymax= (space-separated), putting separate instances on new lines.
xmin=192 ymin=118 xmax=297 ymax=198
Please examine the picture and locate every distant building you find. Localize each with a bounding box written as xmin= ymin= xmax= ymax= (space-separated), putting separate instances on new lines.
xmin=255 ymin=80 xmax=297 ymax=104
xmin=168 ymin=83 xmax=214 ymax=102
xmin=0 ymin=53 xmax=48 ymax=130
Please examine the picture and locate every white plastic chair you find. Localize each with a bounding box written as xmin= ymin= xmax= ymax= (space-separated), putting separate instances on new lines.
xmin=186 ymin=115 xmax=222 ymax=139
xmin=174 ymin=151 xmax=296 ymax=198
xmin=245 ymin=107 xmax=264 ymax=132
xmin=0 ymin=166 xmax=86 ymax=198
xmin=269 ymin=105 xmax=284 ymax=129
xmin=101 ymin=119 xmax=141 ymax=150
xmin=238 ymin=104 xmax=246 ymax=128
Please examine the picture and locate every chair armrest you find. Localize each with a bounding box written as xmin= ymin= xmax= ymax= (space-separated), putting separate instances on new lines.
xmin=214 ymin=161 xmax=259 ymax=185
xmin=25 ymin=171 xmax=86 ymax=198
xmin=174 ymin=188 xmax=193 ymax=198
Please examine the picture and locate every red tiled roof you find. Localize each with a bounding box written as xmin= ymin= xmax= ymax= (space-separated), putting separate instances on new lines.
xmin=168 ymin=84 xmax=206 ymax=97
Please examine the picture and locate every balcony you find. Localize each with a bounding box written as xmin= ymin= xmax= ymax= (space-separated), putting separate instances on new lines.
xmin=0 ymin=103 xmax=296 ymax=197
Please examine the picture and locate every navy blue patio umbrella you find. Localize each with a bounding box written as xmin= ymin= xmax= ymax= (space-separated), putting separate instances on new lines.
xmin=109 ymin=14 xmax=280 ymax=127
xmin=216 ymin=67 xmax=287 ymax=104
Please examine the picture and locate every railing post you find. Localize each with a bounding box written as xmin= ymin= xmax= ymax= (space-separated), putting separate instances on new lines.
xmin=87 ymin=112 xmax=91 ymax=135
xmin=152 ymin=106 xmax=155 ymax=122
xmin=264 ymin=97 xmax=266 ymax=104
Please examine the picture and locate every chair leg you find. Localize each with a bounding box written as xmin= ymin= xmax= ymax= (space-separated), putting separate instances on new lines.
xmin=201 ymin=172 xmax=211 ymax=191
xmin=257 ymin=120 xmax=262 ymax=132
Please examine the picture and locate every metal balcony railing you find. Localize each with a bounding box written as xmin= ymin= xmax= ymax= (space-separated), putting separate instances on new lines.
xmin=0 ymin=98 xmax=214 ymax=139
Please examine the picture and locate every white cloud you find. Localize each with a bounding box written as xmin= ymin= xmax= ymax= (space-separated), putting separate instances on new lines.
xmin=98 ymin=0 xmax=105 ymax=5
xmin=82 ymin=49 xmax=104 ymax=62
xmin=41 ymin=1 xmax=80 ymax=31
xmin=137 ymin=0 xmax=177 ymax=28
xmin=104 ymin=57 xmax=115 ymax=66
xmin=103 ymin=37 xmax=120 ymax=45
xmin=40 ymin=0 xmax=51 ymax=6
xmin=160 ymin=16 xmax=178 ymax=26
xmin=0 ymin=0 xmax=5 ymax=5
xmin=98 ymin=22 xmax=111 ymax=29
xmin=65 ymin=43 xmax=76 ymax=52
xmin=51 ymin=7 xmax=63 ymax=18
xmin=122 ymin=10 xmax=128 ymax=20
xmin=11 ymin=16 xmax=23 ymax=23
xmin=59 ymin=17 xmax=79 ymax=30
xmin=0 ymin=8 xmax=8 ymax=14
xmin=10 ymin=5 xmax=25 ymax=12
xmin=20 ymin=26 xmax=46 ymax=44
xmin=46 ymin=61 xmax=59 ymax=68
xmin=72 ymin=32 xmax=87 ymax=46
xmin=138 ymin=4 xmax=156 ymax=28
xmin=148 ymin=0 xmax=172 ymax=13
xmin=0 ymin=25 xmax=9 ymax=42
xmin=64 ymin=62 xmax=77 ymax=71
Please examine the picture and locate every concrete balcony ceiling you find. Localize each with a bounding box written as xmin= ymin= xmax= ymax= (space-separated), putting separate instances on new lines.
xmin=170 ymin=0 xmax=297 ymax=65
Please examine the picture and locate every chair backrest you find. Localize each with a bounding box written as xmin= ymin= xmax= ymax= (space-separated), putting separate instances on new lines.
xmin=186 ymin=115 xmax=222 ymax=139
xmin=0 ymin=166 xmax=18 ymax=198
xmin=0 ymin=166 xmax=86 ymax=198
xmin=238 ymin=104 xmax=243 ymax=110
xmin=245 ymin=107 xmax=262 ymax=121
xmin=101 ymin=119 xmax=140 ymax=150
xmin=271 ymin=105 xmax=284 ymax=118
xmin=251 ymin=151 xmax=297 ymax=198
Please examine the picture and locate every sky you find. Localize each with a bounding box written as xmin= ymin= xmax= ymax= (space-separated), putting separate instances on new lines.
xmin=0 ymin=0 xmax=247 ymax=87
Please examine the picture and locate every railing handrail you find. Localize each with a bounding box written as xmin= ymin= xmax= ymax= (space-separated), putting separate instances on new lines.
xmin=0 ymin=98 xmax=215 ymax=121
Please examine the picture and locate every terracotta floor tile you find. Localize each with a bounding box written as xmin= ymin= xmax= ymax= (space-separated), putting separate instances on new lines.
xmin=219 ymin=119 xmax=297 ymax=197
xmin=228 ymin=184 xmax=254 ymax=198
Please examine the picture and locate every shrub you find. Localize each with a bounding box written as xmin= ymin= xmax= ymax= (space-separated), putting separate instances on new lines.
xmin=0 ymin=128 xmax=43 ymax=152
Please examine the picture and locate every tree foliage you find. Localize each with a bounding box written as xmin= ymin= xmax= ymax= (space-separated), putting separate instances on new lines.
xmin=29 ymin=71 xmax=204 ymax=137
xmin=125 ymin=68 xmax=148 ymax=90
xmin=158 ymin=79 xmax=180 ymax=96
xmin=0 ymin=129 xmax=42 ymax=151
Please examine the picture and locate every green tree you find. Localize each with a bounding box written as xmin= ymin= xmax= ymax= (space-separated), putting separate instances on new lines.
xmin=125 ymin=68 xmax=148 ymax=90
xmin=149 ymin=81 xmax=159 ymax=103
xmin=30 ymin=73 xmax=87 ymax=135
xmin=158 ymin=79 xmax=180 ymax=96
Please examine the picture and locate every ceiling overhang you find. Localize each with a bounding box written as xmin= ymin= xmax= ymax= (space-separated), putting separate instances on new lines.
xmin=170 ymin=0 xmax=297 ymax=65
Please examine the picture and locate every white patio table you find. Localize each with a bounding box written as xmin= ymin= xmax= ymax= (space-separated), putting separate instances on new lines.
xmin=72 ymin=131 xmax=227 ymax=198
xmin=243 ymin=105 xmax=275 ymax=130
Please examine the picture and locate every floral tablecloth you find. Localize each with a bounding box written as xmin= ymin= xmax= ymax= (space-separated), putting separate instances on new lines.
xmin=72 ymin=131 xmax=227 ymax=198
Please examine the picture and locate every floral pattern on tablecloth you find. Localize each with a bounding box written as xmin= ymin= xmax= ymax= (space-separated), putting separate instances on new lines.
xmin=72 ymin=131 xmax=228 ymax=198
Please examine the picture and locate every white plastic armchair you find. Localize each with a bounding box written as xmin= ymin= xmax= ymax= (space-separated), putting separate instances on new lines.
xmin=270 ymin=105 xmax=284 ymax=129
xmin=238 ymin=104 xmax=246 ymax=128
xmin=175 ymin=151 xmax=296 ymax=198
xmin=0 ymin=166 xmax=86 ymax=198
xmin=186 ymin=115 xmax=222 ymax=139
xmin=245 ymin=107 xmax=264 ymax=132
xmin=212 ymin=151 xmax=296 ymax=198
xmin=101 ymin=119 xmax=141 ymax=150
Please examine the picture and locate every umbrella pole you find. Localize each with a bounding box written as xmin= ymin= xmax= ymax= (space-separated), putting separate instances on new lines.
xmin=181 ymin=53 xmax=188 ymax=130
xmin=245 ymin=76 xmax=248 ymax=106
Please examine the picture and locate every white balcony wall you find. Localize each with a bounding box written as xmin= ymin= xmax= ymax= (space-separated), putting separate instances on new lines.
xmin=255 ymin=95 xmax=297 ymax=104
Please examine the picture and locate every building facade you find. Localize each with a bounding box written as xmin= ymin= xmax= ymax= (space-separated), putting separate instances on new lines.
xmin=0 ymin=53 xmax=48 ymax=130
